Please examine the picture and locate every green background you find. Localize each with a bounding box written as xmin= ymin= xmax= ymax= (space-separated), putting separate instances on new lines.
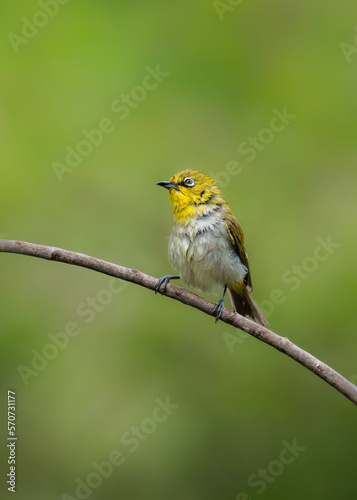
xmin=1 ymin=1 xmax=357 ymax=499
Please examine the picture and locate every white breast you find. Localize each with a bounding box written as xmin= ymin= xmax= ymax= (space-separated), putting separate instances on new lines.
xmin=168 ymin=208 xmax=247 ymax=293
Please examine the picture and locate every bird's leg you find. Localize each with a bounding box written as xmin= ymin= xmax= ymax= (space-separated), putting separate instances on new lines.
xmin=213 ymin=284 xmax=228 ymax=322
xmin=155 ymin=275 xmax=180 ymax=294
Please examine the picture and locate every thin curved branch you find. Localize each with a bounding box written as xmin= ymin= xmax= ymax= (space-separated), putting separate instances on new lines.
xmin=1 ymin=238 xmax=356 ymax=407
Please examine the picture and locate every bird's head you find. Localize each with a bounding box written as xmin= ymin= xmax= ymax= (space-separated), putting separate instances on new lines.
xmin=157 ymin=170 xmax=225 ymax=222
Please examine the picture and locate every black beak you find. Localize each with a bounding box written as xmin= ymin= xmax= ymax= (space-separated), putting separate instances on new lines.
xmin=156 ymin=181 xmax=179 ymax=190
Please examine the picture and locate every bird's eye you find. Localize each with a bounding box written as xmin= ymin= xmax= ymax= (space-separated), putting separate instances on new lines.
xmin=183 ymin=177 xmax=195 ymax=187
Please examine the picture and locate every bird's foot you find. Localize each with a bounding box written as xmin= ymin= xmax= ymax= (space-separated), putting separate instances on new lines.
xmin=155 ymin=275 xmax=180 ymax=294
xmin=213 ymin=298 xmax=225 ymax=323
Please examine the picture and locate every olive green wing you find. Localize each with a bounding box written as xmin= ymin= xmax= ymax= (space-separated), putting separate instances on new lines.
xmin=225 ymin=212 xmax=253 ymax=292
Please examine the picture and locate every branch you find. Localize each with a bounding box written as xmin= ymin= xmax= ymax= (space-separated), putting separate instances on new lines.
xmin=1 ymin=238 xmax=356 ymax=407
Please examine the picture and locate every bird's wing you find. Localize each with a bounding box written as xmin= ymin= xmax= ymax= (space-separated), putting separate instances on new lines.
xmin=224 ymin=212 xmax=253 ymax=292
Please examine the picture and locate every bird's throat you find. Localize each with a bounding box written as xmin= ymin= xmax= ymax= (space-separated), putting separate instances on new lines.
xmin=172 ymin=201 xmax=223 ymax=224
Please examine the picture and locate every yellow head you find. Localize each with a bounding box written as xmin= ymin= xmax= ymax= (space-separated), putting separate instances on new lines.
xmin=157 ymin=170 xmax=225 ymax=222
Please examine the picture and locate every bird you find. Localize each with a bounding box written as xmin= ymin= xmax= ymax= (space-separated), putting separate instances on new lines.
xmin=155 ymin=169 xmax=267 ymax=325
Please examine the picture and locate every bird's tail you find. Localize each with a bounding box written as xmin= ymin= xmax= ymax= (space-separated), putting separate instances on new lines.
xmin=228 ymin=287 xmax=268 ymax=326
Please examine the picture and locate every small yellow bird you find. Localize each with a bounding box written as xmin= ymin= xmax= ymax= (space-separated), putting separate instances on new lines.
xmin=156 ymin=169 xmax=267 ymax=325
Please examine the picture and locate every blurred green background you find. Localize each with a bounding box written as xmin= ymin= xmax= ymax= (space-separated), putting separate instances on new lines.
xmin=1 ymin=1 xmax=357 ymax=499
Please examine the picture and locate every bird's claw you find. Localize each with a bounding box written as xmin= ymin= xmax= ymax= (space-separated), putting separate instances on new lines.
xmin=213 ymin=298 xmax=225 ymax=323
xmin=155 ymin=275 xmax=172 ymax=294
